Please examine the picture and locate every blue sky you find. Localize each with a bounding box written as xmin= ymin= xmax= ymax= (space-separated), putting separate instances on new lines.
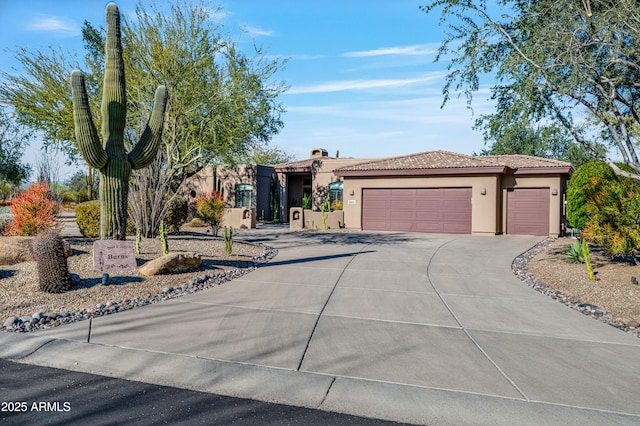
xmin=0 ymin=0 xmax=494 ymax=181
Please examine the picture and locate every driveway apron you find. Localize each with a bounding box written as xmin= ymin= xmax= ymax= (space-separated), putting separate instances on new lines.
xmin=22 ymin=229 xmax=640 ymax=424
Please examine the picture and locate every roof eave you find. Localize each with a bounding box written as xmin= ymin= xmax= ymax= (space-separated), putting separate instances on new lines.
xmin=274 ymin=166 xmax=313 ymax=173
xmin=511 ymin=166 xmax=573 ymax=175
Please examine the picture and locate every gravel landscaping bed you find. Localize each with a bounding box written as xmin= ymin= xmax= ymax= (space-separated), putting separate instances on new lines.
xmin=514 ymin=237 xmax=640 ymax=337
xmin=1 ymin=229 xmax=276 ymax=333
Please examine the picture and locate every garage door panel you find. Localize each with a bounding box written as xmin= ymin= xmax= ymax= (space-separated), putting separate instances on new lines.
xmin=415 ymin=210 xmax=443 ymax=221
xmin=507 ymin=188 xmax=549 ymax=236
xmin=416 ymin=199 xmax=443 ymax=209
xmin=392 ymin=200 xmax=414 ymax=209
xmin=362 ymin=188 xmax=471 ymax=234
xmin=389 ymin=210 xmax=414 ymax=220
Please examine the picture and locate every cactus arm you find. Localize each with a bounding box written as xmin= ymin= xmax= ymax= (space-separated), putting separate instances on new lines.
xmin=128 ymin=85 xmax=168 ymax=169
xmin=102 ymin=2 xmax=126 ymax=150
xmin=70 ymin=70 xmax=108 ymax=169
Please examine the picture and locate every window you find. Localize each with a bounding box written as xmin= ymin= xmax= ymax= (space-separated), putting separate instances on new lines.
xmin=235 ymin=184 xmax=253 ymax=208
xmin=329 ymin=181 xmax=343 ymax=205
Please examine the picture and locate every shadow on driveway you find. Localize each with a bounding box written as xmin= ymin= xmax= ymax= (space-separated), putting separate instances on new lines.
xmin=258 ymin=251 xmax=375 ymax=268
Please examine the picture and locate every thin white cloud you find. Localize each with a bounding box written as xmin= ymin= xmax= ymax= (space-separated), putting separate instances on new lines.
xmin=26 ymin=15 xmax=80 ymax=37
xmin=289 ymin=54 xmax=326 ymax=61
xmin=240 ymin=24 xmax=276 ymax=37
xmin=343 ymin=44 xmax=438 ymax=58
xmin=288 ymin=72 xmax=447 ymax=94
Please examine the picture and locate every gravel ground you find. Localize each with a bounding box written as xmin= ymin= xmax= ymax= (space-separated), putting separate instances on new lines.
xmin=1 ymin=228 xmax=275 ymax=332
xmin=517 ymin=237 xmax=640 ymax=337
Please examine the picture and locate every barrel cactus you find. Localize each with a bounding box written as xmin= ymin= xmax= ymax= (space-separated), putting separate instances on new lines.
xmin=32 ymin=229 xmax=72 ymax=293
xmin=70 ymin=2 xmax=168 ymax=240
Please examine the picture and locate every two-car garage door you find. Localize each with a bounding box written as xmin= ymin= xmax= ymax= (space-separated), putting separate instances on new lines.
xmin=361 ymin=187 xmax=550 ymax=236
xmin=362 ymin=188 xmax=472 ymax=233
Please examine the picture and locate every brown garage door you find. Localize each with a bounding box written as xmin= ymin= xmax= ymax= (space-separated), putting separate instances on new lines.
xmin=362 ymin=188 xmax=472 ymax=233
xmin=507 ymin=188 xmax=549 ymax=236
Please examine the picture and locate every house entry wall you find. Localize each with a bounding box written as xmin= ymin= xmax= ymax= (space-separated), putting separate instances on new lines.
xmin=362 ymin=188 xmax=472 ymax=233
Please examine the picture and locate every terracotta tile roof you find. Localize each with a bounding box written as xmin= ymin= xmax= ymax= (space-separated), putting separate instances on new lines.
xmin=335 ymin=150 xmax=572 ymax=172
xmin=482 ymin=154 xmax=572 ymax=169
xmin=335 ymin=151 xmax=499 ymax=171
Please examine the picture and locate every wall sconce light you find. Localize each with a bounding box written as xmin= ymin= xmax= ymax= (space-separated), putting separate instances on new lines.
xmin=552 ymin=188 xmax=558 ymax=196
xmin=349 ymin=189 xmax=355 ymax=196
xmin=480 ymin=188 xmax=487 ymax=195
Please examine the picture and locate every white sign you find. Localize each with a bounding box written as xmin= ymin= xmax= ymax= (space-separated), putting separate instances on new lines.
xmin=347 ymin=200 xmax=356 ymax=205
xmin=93 ymin=240 xmax=137 ymax=272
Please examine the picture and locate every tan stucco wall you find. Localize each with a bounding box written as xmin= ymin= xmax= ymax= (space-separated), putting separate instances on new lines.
xmin=341 ymin=175 xmax=501 ymax=235
xmin=500 ymin=174 xmax=567 ymax=237
xmin=183 ymin=167 xmax=215 ymax=201
xmin=310 ymin=158 xmax=376 ymax=210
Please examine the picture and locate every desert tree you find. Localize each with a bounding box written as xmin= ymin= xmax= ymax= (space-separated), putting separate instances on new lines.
xmin=422 ymin=0 xmax=640 ymax=177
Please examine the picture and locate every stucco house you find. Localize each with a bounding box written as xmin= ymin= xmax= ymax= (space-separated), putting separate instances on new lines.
xmin=184 ymin=148 xmax=372 ymax=224
xmin=186 ymin=148 xmax=572 ymax=236
xmin=334 ymin=150 xmax=573 ymax=236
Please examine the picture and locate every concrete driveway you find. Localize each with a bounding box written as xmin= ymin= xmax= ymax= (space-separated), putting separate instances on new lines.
xmin=2 ymin=228 xmax=640 ymax=424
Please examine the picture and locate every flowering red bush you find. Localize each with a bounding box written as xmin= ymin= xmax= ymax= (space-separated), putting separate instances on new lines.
xmin=4 ymin=182 xmax=58 ymax=236
xmin=194 ymin=190 xmax=226 ymax=236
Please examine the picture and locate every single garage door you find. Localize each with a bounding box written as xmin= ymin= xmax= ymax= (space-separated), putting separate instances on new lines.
xmin=507 ymin=188 xmax=549 ymax=236
xmin=362 ymin=188 xmax=472 ymax=233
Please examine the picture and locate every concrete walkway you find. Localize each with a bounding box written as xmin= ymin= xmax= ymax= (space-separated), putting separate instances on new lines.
xmin=2 ymin=228 xmax=640 ymax=424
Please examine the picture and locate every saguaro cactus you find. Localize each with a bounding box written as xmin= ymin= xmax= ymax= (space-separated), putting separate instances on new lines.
xmin=70 ymin=2 xmax=167 ymax=240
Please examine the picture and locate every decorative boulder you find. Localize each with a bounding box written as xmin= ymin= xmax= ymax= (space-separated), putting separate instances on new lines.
xmin=0 ymin=236 xmax=72 ymax=265
xmin=137 ymin=252 xmax=201 ymax=276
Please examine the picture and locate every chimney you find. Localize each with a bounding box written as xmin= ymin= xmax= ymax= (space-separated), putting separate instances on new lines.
xmin=310 ymin=148 xmax=328 ymax=158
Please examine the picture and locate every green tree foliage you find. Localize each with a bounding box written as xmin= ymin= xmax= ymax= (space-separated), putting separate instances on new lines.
xmin=476 ymin=119 xmax=600 ymax=168
xmin=0 ymin=107 xmax=31 ymax=184
xmin=81 ymin=1 xmax=287 ymax=237
xmin=1 ymin=1 xmax=287 ymax=237
xmin=240 ymin=145 xmax=296 ymax=165
xmin=64 ymin=170 xmax=98 ymax=204
xmin=422 ymin=0 xmax=640 ymax=178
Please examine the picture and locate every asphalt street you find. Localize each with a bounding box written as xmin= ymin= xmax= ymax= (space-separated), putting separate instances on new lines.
xmin=0 ymin=359 xmax=404 ymax=425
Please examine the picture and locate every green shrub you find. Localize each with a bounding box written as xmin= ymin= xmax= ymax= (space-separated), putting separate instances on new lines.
xmin=582 ymin=177 xmax=640 ymax=258
xmin=76 ymin=200 xmax=100 ymax=238
xmin=164 ymin=194 xmax=188 ymax=234
xmin=76 ymin=200 xmax=136 ymax=238
xmin=566 ymin=162 xmax=616 ymax=230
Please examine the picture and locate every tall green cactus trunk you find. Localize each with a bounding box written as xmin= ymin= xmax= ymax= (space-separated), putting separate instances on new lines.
xmin=70 ymin=2 xmax=167 ymax=240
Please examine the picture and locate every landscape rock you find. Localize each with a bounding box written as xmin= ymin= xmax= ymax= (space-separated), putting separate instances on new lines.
xmin=137 ymin=252 xmax=201 ymax=276
xmin=0 ymin=236 xmax=72 ymax=265
xmin=3 ymin=317 xmax=16 ymax=328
